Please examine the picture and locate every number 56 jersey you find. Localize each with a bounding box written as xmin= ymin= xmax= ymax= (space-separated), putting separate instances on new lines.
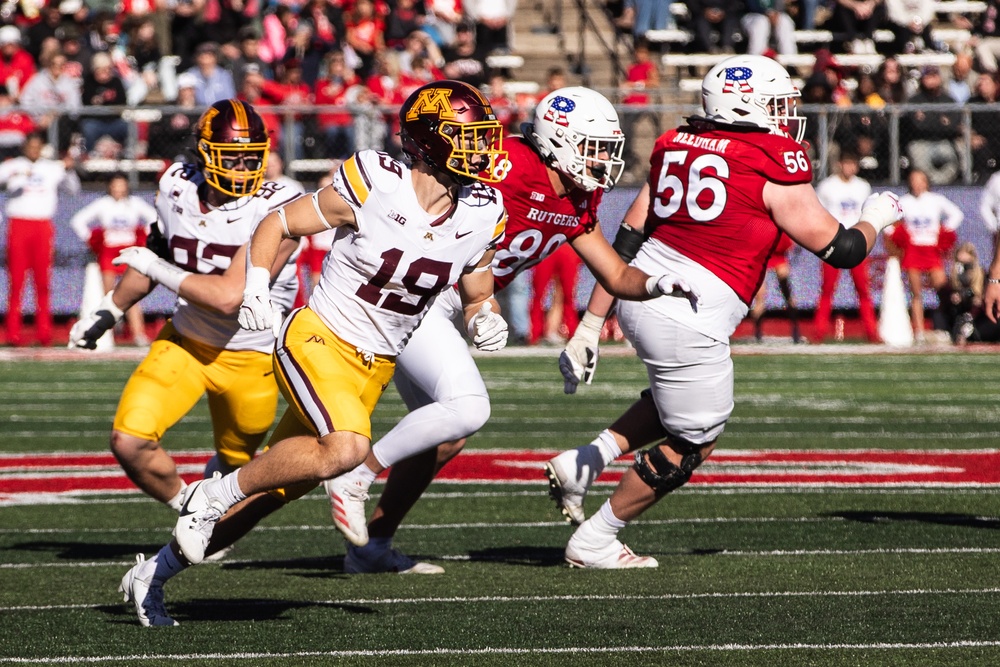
xmin=645 ymin=125 xmax=812 ymax=305
xmin=155 ymin=162 xmax=303 ymax=353
xmin=309 ymin=150 xmax=506 ymax=357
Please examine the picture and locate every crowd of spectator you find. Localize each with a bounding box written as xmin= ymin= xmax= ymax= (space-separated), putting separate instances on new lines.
xmin=0 ymin=0 xmax=524 ymax=164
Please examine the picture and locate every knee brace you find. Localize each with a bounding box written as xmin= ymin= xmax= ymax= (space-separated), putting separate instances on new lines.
xmin=633 ymin=440 xmax=703 ymax=495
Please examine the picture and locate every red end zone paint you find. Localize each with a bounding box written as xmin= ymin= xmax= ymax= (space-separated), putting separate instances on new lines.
xmin=3 ymin=450 xmax=1000 ymax=499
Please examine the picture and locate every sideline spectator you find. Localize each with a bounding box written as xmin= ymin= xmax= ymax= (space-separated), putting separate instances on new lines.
xmin=903 ymin=66 xmax=961 ymax=185
xmin=530 ymin=243 xmax=583 ymax=346
xmin=184 ymin=41 xmax=236 ymax=105
xmin=973 ymin=0 xmax=1000 ymax=72
xmin=424 ymin=0 xmax=464 ymax=46
xmin=814 ymin=152 xmax=880 ymax=343
xmin=940 ymin=242 xmax=988 ymax=343
xmin=947 ymin=51 xmax=976 ymax=103
xmin=875 ymin=55 xmax=912 ymax=103
xmin=617 ymin=0 xmax=675 ymax=42
xmin=261 ymin=58 xmax=313 ymax=159
xmin=385 ymin=0 xmax=426 ymax=48
xmin=69 ymin=172 xmax=157 ymax=346
xmin=887 ymin=169 xmax=964 ymax=342
xmin=0 ymin=25 xmax=36 ymax=100
xmin=398 ymin=30 xmax=444 ymax=75
xmin=0 ymin=133 xmax=80 ymax=347
xmin=748 ymin=234 xmax=800 ymax=342
xmin=81 ymin=51 xmax=129 ymax=157
xmin=259 ymin=5 xmax=296 ymax=67
xmin=620 ymin=40 xmax=660 ymax=175
xmin=26 ymin=5 xmax=65 ymax=62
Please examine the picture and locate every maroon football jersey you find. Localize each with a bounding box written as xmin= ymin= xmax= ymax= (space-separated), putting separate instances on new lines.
xmin=491 ymin=136 xmax=602 ymax=291
xmin=645 ymin=124 xmax=812 ymax=304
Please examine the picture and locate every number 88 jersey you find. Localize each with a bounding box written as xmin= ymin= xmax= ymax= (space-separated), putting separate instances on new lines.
xmin=646 ymin=124 xmax=812 ymax=305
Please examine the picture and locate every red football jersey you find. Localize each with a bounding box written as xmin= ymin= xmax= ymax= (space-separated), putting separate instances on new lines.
xmin=491 ymin=136 xmax=602 ymax=290
xmin=645 ymin=124 xmax=812 ymax=304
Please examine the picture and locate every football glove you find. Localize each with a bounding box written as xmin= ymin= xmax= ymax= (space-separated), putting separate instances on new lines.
xmin=145 ymin=221 xmax=171 ymax=260
xmin=859 ymin=192 xmax=903 ymax=233
xmin=467 ymin=302 xmax=508 ymax=351
xmin=237 ymin=266 xmax=281 ymax=336
xmin=559 ymin=310 xmax=604 ymax=394
xmin=113 ymin=247 xmax=190 ymax=293
xmin=646 ymin=273 xmax=701 ymax=309
xmin=68 ymin=291 xmax=124 ymax=350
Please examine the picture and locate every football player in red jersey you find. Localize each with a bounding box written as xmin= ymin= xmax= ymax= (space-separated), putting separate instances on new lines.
xmin=548 ymin=55 xmax=903 ymax=568
xmin=322 ymin=86 xmax=698 ymax=575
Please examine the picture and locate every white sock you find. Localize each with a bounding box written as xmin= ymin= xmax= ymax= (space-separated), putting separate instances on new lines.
xmin=150 ymin=545 xmax=187 ymax=585
xmin=573 ymin=500 xmax=626 ymax=550
xmin=205 ymin=471 xmax=247 ymax=509
xmin=594 ymin=429 xmax=624 ymax=466
xmin=166 ymin=482 xmax=188 ymax=513
xmin=350 ymin=463 xmax=378 ymax=490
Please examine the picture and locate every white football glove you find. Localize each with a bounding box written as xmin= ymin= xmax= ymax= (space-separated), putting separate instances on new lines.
xmin=68 ymin=291 xmax=124 ymax=350
xmin=559 ymin=310 xmax=604 ymax=394
xmin=647 ymin=273 xmax=701 ymax=309
xmin=859 ymin=191 xmax=903 ymax=233
xmin=112 ymin=247 xmax=191 ymax=293
xmin=467 ymin=302 xmax=508 ymax=351
xmin=237 ymin=266 xmax=281 ymax=336
xmin=112 ymin=246 xmax=157 ymax=275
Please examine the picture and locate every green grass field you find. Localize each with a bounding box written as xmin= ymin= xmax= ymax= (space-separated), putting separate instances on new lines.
xmin=2 ymin=350 xmax=1000 ymax=666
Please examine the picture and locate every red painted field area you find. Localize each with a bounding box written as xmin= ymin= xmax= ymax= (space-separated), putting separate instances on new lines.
xmin=3 ymin=449 xmax=1000 ymax=504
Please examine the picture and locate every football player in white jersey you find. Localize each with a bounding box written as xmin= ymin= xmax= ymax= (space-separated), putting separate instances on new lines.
xmin=324 ymin=87 xmax=697 ymax=575
xmin=118 ymin=80 xmax=515 ymax=626
xmin=69 ymin=99 xmax=303 ymax=522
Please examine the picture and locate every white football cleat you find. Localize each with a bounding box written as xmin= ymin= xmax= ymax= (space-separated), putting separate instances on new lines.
xmin=564 ymin=539 xmax=658 ymax=569
xmin=202 ymin=545 xmax=233 ymax=563
xmin=173 ymin=473 xmax=227 ymax=565
xmin=323 ymin=476 xmax=370 ymax=547
xmin=344 ymin=543 xmax=444 ymax=575
xmin=544 ymin=449 xmax=594 ymax=526
xmin=119 ymin=554 xmax=178 ymax=627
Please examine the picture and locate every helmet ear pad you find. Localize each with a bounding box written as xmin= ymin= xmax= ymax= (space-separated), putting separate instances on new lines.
xmin=399 ymin=80 xmax=508 ymax=185
xmin=526 ymin=87 xmax=625 ymax=192
xmin=196 ymin=99 xmax=271 ymax=198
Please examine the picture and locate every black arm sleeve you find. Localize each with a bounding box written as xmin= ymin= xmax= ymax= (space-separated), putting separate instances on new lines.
xmin=813 ymin=224 xmax=868 ymax=269
xmin=611 ymin=223 xmax=645 ymax=263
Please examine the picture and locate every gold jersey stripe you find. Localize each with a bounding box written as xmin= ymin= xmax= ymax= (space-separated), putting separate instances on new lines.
xmin=340 ymin=155 xmax=371 ymax=206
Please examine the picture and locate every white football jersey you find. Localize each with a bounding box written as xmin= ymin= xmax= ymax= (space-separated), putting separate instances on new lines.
xmin=309 ymin=150 xmax=506 ymax=356
xmin=898 ymin=191 xmax=964 ymax=247
xmin=155 ymin=162 xmax=303 ymax=353
xmin=816 ymin=174 xmax=872 ymax=228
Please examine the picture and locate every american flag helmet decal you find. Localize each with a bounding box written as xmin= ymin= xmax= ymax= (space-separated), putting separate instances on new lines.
xmin=722 ymin=66 xmax=753 ymax=93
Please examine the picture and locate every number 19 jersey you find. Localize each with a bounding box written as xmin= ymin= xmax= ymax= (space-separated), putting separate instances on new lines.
xmin=309 ymin=150 xmax=507 ymax=356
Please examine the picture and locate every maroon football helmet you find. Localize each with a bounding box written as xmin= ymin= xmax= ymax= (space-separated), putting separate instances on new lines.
xmin=195 ymin=99 xmax=270 ymax=197
xmin=399 ymin=80 xmax=508 ymax=185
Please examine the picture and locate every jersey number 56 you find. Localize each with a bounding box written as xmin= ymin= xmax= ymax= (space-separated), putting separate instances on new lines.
xmin=654 ymin=151 xmax=729 ymax=222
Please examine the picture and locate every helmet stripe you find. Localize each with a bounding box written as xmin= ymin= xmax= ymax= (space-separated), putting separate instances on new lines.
xmin=230 ymin=100 xmax=248 ymax=137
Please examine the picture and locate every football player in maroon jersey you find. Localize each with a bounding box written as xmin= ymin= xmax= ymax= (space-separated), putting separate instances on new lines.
xmin=549 ymin=55 xmax=903 ymax=568
xmin=322 ymin=86 xmax=698 ymax=575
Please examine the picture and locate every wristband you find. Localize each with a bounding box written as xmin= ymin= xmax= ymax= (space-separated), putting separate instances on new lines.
xmin=245 ymin=265 xmax=272 ymax=293
xmin=145 ymin=258 xmax=191 ymax=293
xmin=98 ymin=290 xmax=125 ymax=322
xmin=645 ymin=275 xmax=662 ymax=297
xmin=988 ymin=278 xmax=1000 ymax=285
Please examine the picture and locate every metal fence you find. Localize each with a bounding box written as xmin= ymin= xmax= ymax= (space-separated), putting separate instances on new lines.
xmin=26 ymin=101 xmax=1000 ymax=188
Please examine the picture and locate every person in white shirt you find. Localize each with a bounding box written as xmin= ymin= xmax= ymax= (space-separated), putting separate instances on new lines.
xmin=0 ymin=132 xmax=80 ymax=346
xmin=814 ymin=152 xmax=880 ymax=343
xmin=886 ymin=169 xmax=964 ymax=341
xmin=70 ymin=173 xmax=158 ymax=345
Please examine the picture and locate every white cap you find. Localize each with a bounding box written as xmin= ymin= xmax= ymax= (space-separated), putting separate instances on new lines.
xmin=177 ymin=72 xmax=198 ymax=89
xmin=0 ymin=26 xmax=21 ymax=46
xmin=59 ymin=0 xmax=84 ymax=13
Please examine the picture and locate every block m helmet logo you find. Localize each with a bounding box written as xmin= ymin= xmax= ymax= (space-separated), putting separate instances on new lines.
xmin=405 ymin=88 xmax=456 ymax=121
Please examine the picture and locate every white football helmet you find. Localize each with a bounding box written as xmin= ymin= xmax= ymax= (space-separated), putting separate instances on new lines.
xmin=701 ymin=55 xmax=806 ymax=143
xmin=524 ymin=87 xmax=625 ymax=192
